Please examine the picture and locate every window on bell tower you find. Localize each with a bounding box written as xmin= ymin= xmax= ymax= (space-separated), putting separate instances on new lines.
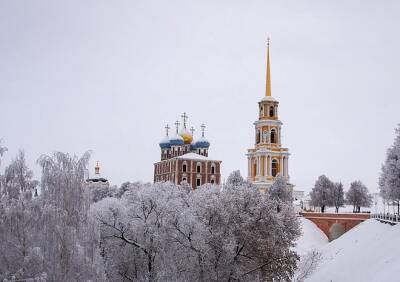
xmin=269 ymin=106 xmax=274 ymax=117
xmin=272 ymin=159 xmax=278 ymax=177
xmin=270 ymin=129 xmax=276 ymax=143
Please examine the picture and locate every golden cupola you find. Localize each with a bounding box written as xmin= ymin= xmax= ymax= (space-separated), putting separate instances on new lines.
xmin=179 ymin=112 xmax=193 ymax=144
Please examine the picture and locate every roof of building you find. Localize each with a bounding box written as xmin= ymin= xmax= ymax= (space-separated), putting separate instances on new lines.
xmin=175 ymin=152 xmax=221 ymax=162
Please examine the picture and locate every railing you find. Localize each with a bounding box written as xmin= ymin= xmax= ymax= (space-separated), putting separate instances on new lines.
xmin=371 ymin=213 xmax=400 ymax=224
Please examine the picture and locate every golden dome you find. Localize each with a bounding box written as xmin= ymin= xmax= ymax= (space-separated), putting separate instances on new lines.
xmin=180 ymin=132 xmax=193 ymax=144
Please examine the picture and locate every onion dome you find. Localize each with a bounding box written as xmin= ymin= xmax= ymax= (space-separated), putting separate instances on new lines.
xmin=170 ymin=133 xmax=184 ymax=145
xmin=179 ymin=128 xmax=193 ymax=144
xmin=86 ymin=161 xmax=108 ymax=183
xmin=195 ymin=136 xmax=210 ymax=148
xmin=159 ymin=136 xmax=171 ymax=149
xmin=195 ymin=123 xmax=210 ymax=148
xmin=159 ymin=124 xmax=172 ymax=148
xmin=190 ymin=141 xmax=197 ymax=150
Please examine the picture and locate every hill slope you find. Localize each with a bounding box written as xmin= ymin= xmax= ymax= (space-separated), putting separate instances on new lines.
xmin=306 ymin=219 xmax=400 ymax=282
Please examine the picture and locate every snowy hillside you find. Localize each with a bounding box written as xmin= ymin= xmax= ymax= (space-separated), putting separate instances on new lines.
xmin=295 ymin=217 xmax=328 ymax=256
xmin=306 ymin=219 xmax=400 ymax=282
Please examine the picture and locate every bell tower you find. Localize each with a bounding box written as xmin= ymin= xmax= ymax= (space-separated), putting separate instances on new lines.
xmin=247 ymin=39 xmax=290 ymax=190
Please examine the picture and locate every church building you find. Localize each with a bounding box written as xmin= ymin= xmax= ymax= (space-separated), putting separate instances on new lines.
xmin=86 ymin=161 xmax=109 ymax=186
xmin=154 ymin=113 xmax=222 ymax=189
xmin=247 ymin=39 xmax=290 ymax=190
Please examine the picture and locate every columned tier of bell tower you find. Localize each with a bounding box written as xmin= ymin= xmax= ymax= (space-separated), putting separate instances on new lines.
xmin=247 ymin=39 xmax=290 ymax=190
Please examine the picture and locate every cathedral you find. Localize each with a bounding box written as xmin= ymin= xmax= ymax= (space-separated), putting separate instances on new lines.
xmin=247 ymin=39 xmax=290 ymax=190
xmin=154 ymin=113 xmax=222 ymax=189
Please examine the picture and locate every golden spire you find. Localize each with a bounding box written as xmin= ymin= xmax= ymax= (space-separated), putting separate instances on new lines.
xmin=95 ymin=161 xmax=100 ymax=175
xmin=265 ymin=37 xmax=272 ymax=97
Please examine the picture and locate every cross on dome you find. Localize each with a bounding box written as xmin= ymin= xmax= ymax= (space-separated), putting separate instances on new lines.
xmin=174 ymin=120 xmax=180 ymax=134
xmin=181 ymin=112 xmax=189 ymax=129
xmin=165 ymin=124 xmax=170 ymax=136
xmin=190 ymin=126 xmax=195 ymax=136
xmin=201 ymin=124 xmax=206 ymax=137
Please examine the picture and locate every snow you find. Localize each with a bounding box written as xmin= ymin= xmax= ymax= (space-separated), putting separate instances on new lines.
xmin=261 ymin=96 xmax=277 ymax=102
xmin=295 ymin=217 xmax=329 ymax=256
xmin=176 ymin=152 xmax=217 ymax=161
xmin=306 ymin=219 xmax=400 ymax=282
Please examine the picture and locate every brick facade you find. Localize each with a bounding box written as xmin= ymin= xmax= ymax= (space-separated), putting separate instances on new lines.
xmin=154 ymin=157 xmax=221 ymax=189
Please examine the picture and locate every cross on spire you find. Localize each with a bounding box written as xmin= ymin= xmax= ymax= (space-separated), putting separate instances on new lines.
xmin=201 ymin=124 xmax=206 ymax=137
xmin=165 ymin=124 xmax=170 ymax=136
xmin=174 ymin=120 xmax=180 ymax=134
xmin=190 ymin=126 xmax=195 ymax=136
xmin=181 ymin=112 xmax=188 ymax=129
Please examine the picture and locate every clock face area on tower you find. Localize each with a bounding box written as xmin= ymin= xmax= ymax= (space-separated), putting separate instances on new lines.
xmin=247 ymin=40 xmax=290 ymax=190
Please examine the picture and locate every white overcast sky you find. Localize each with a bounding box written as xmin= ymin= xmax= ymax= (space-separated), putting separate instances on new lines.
xmin=1 ymin=0 xmax=399 ymax=193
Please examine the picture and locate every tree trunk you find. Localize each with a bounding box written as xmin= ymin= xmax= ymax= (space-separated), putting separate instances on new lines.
xmin=321 ymin=205 xmax=325 ymax=213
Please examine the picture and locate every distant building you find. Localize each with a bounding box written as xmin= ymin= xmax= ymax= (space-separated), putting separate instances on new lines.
xmin=154 ymin=113 xmax=222 ymax=189
xmin=86 ymin=161 xmax=109 ymax=186
xmin=247 ymin=39 xmax=290 ymax=190
xmin=293 ymin=190 xmax=305 ymax=201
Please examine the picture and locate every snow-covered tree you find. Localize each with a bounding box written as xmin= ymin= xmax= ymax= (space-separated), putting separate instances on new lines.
xmin=330 ymin=182 xmax=344 ymax=213
xmin=310 ymin=175 xmax=334 ymax=213
xmin=91 ymin=176 xmax=301 ymax=281
xmin=0 ymin=139 xmax=7 ymax=167
xmin=226 ymin=170 xmax=245 ymax=186
xmin=0 ymin=140 xmax=8 ymax=197
xmin=37 ymin=151 xmax=105 ymax=281
xmin=346 ymin=181 xmax=372 ymax=213
xmin=0 ymin=150 xmax=44 ymax=281
xmin=269 ymin=174 xmax=293 ymax=203
xmin=379 ymin=125 xmax=400 ymax=214
xmin=3 ymin=150 xmax=38 ymax=199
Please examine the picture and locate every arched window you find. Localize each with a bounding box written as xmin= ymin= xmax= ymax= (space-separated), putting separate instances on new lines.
xmin=182 ymin=177 xmax=187 ymax=182
xmin=269 ymin=106 xmax=274 ymax=117
xmin=270 ymin=129 xmax=276 ymax=143
xmin=182 ymin=163 xmax=187 ymax=172
xmin=211 ymin=179 xmax=215 ymax=184
xmin=196 ymin=163 xmax=201 ymax=173
xmin=196 ymin=178 xmax=201 ymax=187
xmin=211 ymin=163 xmax=216 ymax=174
xmin=272 ymin=159 xmax=278 ymax=177
xmin=260 ymin=106 xmax=263 ymax=116
xmin=256 ymin=129 xmax=260 ymax=144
